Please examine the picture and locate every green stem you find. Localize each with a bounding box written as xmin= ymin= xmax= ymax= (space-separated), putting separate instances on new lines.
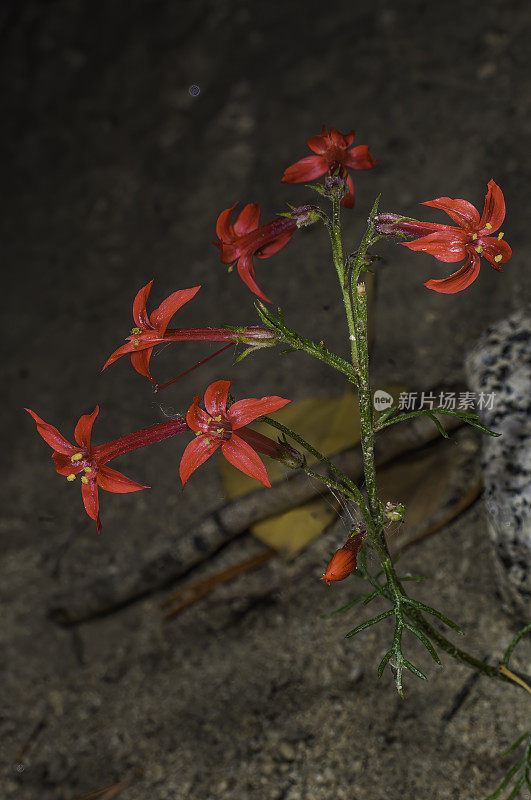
xmin=262 ymin=416 xmax=371 ymax=527
xmin=329 ymin=195 xmax=358 ymax=366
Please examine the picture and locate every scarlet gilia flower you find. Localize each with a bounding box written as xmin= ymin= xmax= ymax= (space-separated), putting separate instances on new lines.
xmin=321 ymin=529 xmax=366 ymax=586
xmin=103 ymin=280 xmax=276 ymax=382
xmin=26 ymin=407 xmax=189 ymax=533
xmin=215 ymin=203 xmax=318 ymax=303
xmin=180 ymin=379 xmax=291 ymax=487
xmin=282 ymin=126 xmax=377 ymax=209
xmin=375 ymin=180 xmax=512 ymax=293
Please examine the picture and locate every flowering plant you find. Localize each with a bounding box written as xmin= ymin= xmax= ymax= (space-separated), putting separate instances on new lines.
xmin=27 ymin=126 xmax=529 ymax=799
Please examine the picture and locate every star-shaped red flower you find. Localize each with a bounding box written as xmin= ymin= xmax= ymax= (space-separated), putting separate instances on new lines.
xmin=103 ymin=281 xmax=202 ymax=381
xmin=180 ymin=380 xmax=291 ymax=487
xmin=281 ymin=126 xmax=377 ymax=208
xmin=27 ymin=407 xmax=188 ymax=532
xmin=214 ymin=203 xmax=302 ymax=303
xmin=402 ymin=179 xmax=512 ymax=293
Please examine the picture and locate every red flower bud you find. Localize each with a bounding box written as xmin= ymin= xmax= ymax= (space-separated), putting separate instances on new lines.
xmin=321 ymin=530 xmax=365 ymax=586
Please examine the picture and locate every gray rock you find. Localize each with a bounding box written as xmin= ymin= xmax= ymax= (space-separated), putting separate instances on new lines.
xmin=465 ymin=308 xmax=531 ymax=618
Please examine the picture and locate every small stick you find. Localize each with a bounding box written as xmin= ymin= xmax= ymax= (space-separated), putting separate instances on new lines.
xmin=162 ymin=548 xmax=276 ymax=620
xmin=499 ymin=664 xmax=531 ymax=695
xmin=70 ymin=768 xmax=143 ymax=800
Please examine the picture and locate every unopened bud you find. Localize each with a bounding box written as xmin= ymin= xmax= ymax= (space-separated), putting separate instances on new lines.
xmin=321 ymin=528 xmax=366 ymax=586
xmin=323 ymin=174 xmax=347 ymax=200
xmin=384 ymin=502 xmax=405 ymax=522
xmin=292 ymin=205 xmax=321 ymax=228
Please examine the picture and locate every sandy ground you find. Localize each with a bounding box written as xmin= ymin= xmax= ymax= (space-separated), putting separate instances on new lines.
xmin=2 ymin=1 xmax=530 ymax=798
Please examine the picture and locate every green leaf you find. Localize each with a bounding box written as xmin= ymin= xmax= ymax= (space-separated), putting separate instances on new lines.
xmin=404 ymin=622 xmax=442 ymax=664
xmin=502 ymin=623 xmax=531 ymax=667
xmin=402 ymin=597 xmax=464 ymax=635
xmin=321 ymin=593 xmax=370 ymax=619
xmin=502 ymin=732 xmax=529 ymax=757
xmin=377 ymin=648 xmax=393 ymax=678
xmin=345 ymin=608 xmax=394 ymax=638
xmin=232 ymin=347 xmax=256 ymax=365
xmin=506 ymin=775 xmax=526 ymax=800
xmin=402 ymin=657 xmax=427 ymax=681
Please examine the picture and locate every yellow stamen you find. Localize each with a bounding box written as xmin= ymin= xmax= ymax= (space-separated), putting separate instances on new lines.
xmin=81 ymin=476 xmax=89 ymax=484
xmin=194 ymin=431 xmax=202 ymax=436
xmin=475 ymin=246 xmax=483 ymax=253
xmin=207 ymin=417 xmax=212 ymax=423
xmin=494 ymin=254 xmax=503 ymax=262
xmin=131 ymin=327 xmax=142 ymax=335
xmin=471 ymin=233 xmax=478 ymax=240
xmin=485 ymin=222 xmax=492 ymax=229
xmin=216 ymin=428 xmax=224 ymax=433
xmin=84 ymin=466 xmax=92 ymax=474
xmin=204 ymin=438 xmax=211 ymax=445
xmin=498 ymin=232 xmax=504 ymax=240
xmin=67 ymin=474 xmax=76 ymax=482
xmin=213 ymin=415 xmax=222 ymax=421
xmin=71 ymin=453 xmax=83 ymax=462
xmin=133 ymin=339 xmax=140 ymax=346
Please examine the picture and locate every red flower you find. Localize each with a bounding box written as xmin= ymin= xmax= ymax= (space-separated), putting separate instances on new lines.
xmin=26 ymin=407 xmax=189 ymax=533
xmin=321 ymin=531 xmax=365 ymax=586
xmin=282 ymin=126 xmax=377 ymax=208
xmin=400 ymin=180 xmax=511 ymax=293
xmin=180 ymin=380 xmax=291 ymax=487
xmin=103 ymin=281 xmax=276 ymax=382
xmin=215 ymin=203 xmax=315 ymax=303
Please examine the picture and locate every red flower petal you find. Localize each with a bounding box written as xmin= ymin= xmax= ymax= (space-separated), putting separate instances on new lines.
xmin=132 ymin=280 xmax=154 ymax=329
xmin=25 ymin=409 xmax=76 ymax=455
xmin=421 ymin=197 xmax=480 ymax=229
xmin=345 ymin=144 xmax=377 ymax=171
xmin=341 ymin=173 xmax=355 ymax=209
xmin=102 ymin=342 xmax=136 ymax=370
xmin=256 ymin=230 xmax=294 ymax=259
xmin=236 ymin=254 xmax=271 ymax=303
xmin=227 ymin=396 xmax=291 ymax=429
xmin=150 ymin=286 xmax=201 ymax=336
xmin=96 ymin=464 xmax=148 ymax=493
xmin=343 ymin=130 xmax=356 ymax=147
xmin=179 ymin=436 xmax=221 ymax=487
xmin=130 ymin=348 xmax=155 ymax=382
xmin=221 ymin=434 xmax=271 ymax=487
xmin=81 ymin=479 xmax=101 ymax=533
xmin=329 ymin=127 xmax=347 ymax=148
xmin=478 ymin=180 xmax=506 ymax=234
xmin=52 ymin=452 xmax=81 ymax=475
xmin=307 ymin=132 xmax=329 ymax=154
xmin=480 ymin=236 xmax=512 ymax=271
xmin=186 ymin=396 xmax=211 ymax=432
xmin=424 ymin=253 xmax=481 ymax=293
xmin=216 ymin=203 xmax=238 ymax=242
xmin=402 ymin=230 xmax=467 ymax=263
xmin=74 ymin=406 xmax=99 ymax=449
xmin=233 ymin=203 xmax=261 ymax=236
xmin=203 ymin=379 xmax=231 ymax=418
xmin=281 ymin=155 xmax=328 ymax=183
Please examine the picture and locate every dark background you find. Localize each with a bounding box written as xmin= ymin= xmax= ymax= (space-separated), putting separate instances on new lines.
xmin=2 ymin=1 xmax=530 ymax=798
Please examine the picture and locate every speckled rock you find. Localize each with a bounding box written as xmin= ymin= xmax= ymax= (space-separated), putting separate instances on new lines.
xmin=465 ymin=308 xmax=531 ymax=618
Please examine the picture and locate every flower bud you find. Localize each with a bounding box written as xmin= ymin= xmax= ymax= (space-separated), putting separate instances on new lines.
xmin=321 ymin=529 xmax=366 ymax=586
xmin=291 ymin=205 xmax=321 ymax=229
xmin=323 ymin=174 xmax=348 ymax=202
xmin=384 ymin=502 xmax=405 ymax=522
